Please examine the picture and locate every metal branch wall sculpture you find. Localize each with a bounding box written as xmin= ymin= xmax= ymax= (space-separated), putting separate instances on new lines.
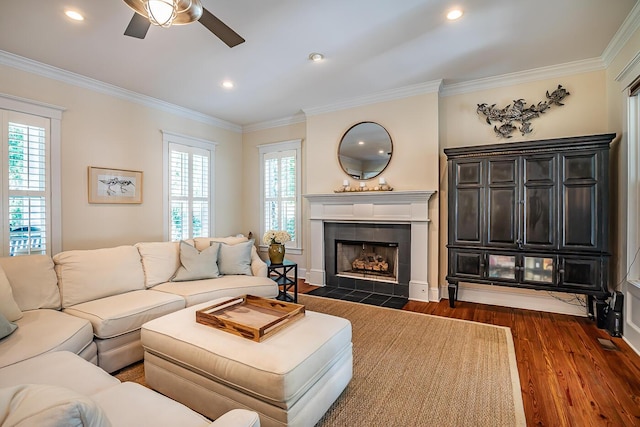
xmin=477 ymin=85 xmax=570 ymax=138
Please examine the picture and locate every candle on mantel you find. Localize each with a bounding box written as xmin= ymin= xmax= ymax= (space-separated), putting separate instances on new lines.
xmin=343 ymin=179 xmax=349 ymax=186
xmin=379 ymin=177 xmax=386 ymax=185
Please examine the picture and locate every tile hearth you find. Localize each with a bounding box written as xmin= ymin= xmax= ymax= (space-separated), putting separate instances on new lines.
xmin=307 ymin=287 xmax=408 ymax=309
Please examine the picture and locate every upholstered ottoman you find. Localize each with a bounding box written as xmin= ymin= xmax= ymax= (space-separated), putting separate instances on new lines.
xmin=141 ymin=298 xmax=352 ymax=427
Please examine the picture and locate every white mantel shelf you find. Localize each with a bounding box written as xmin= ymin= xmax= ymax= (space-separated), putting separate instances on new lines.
xmin=304 ymin=191 xmax=436 ymax=223
xmin=304 ymin=190 xmax=438 ymax=302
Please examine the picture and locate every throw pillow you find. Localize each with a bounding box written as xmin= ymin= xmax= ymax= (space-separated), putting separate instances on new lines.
xmin=0 ymin=384 xmax=111 ymax=427
xmin=0 ymin=312 xmax=17 ymax=339
xmin=171 ymin=240 xmax=221 ymax=282
xmin=0 ymin=266 xmax=22 ymax=322
xmin=218 ymin=239 xmax=254 ymax=276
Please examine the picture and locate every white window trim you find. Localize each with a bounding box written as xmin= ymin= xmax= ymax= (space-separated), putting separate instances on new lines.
xmin=0 ymin=93 xmax=63 ymax=255
xmin=162 ymin=130 xmax=217 ymax=241
xmin=258 ymin=139 xmax=302 ymax=255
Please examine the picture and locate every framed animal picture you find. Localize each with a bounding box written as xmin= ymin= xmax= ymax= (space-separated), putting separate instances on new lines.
xmin=88 ymin=166 xmax=143 ymax=204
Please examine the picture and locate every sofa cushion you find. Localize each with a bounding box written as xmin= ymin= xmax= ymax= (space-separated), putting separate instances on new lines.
xmin=153 ymin=275 xmax=278 ymax=306
xmin=0 ymin=266 xmax=22 ymax=321
xmin=0 ymin=313 xmax=17 ymax=339
xmin=0 ymin=255 xmax=60 ymax=311
xmin=54 ymin=246 xmax=145 ymax=308
xmin=0 ymin=384 xmax=111 ymax=427
xmin=92 ymin=382 xmax=210 ymax=427
xmin=0 ymin=309 xmax=94 ymax=369
xmin=172 ymin=241 xmax=221 ymax=282
xmin=0 ymin=351 xmax=119 ymax=395
xmin=63 ymin=290 xmax=185 ymax=339
xmin=218 ymin=240 xmax=254 ymax=276
xmin=135 ymin=241 xmax=181 ymax=288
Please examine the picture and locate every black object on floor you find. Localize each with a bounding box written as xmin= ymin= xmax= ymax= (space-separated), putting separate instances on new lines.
xmin=306 ymin=287 xmax=408 ymax=309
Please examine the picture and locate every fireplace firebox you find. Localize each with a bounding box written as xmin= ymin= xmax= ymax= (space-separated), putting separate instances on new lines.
xmin=336 ymin=240 xmax=398 ymax=284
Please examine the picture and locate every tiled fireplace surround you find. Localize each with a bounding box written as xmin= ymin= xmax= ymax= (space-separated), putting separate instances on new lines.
xmin=325 ymin=222 xmax=411 ymax=297
xmin=304 ymin=191 xmax=436 ymax=302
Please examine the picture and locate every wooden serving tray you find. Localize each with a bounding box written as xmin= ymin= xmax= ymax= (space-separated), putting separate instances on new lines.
xmin=195 ymin=295 xmax=305 ymax=342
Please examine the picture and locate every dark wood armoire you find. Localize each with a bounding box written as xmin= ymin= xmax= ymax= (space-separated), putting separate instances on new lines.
xmin=445 ymin=133 xmax=615 ymax=325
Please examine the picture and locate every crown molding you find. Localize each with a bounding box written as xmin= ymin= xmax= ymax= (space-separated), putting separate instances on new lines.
xmin=602 ymin=1 xmax=640 ymax=67
xmin=440 ymin=58 xmax=605 ymax=97
xmin=242 ymin=112 xmax=306 ymax=133
xmin=0 ymin=50 xmax=242 ymax=133
xmin=302 ymin=79 xmax=443 ymax=117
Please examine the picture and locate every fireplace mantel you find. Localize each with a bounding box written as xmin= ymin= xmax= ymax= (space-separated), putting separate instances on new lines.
xmin=304 ymin=190 xmax=437 ymax=302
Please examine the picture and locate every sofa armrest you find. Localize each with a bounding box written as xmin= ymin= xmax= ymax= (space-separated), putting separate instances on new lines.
xmin=250 ymin=247 xmax=267 ymax=277
xmin=209 ymin=409 xmax=260 ymax=427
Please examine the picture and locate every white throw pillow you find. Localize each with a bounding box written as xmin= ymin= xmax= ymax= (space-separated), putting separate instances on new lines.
xmin=218 ymin=239 xmax=254 ymax=276
xmin=171 ymin=241 xmax=221 ymax=282
xmin=0 ymin=265 xmax=22 ymax=322
xmin=0 ymin=384 xmax=112 ymax=427
xmin=135 ymin=241 xmax=181 ymax=287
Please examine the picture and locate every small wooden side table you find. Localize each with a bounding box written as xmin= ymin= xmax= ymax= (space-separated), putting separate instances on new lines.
xmin=267 ymin=259 xmax=298 ymax=303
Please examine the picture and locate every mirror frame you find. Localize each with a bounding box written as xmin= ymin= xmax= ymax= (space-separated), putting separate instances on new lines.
xmin=337 ymin=121 xmax=393 ymax=180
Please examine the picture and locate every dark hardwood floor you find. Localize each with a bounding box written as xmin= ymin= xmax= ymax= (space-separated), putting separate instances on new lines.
xmin=299 ymin=282 xmax=640 ymax=427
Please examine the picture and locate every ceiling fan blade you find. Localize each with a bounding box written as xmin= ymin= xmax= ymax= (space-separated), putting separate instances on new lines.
xmin=199 ymin=8 xmax=245 ymax=48
xmin=124 ymin=13 xmax=151 ymax=39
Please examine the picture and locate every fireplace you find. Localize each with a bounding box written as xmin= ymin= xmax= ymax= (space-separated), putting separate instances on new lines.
xmin=324 ymin=222 xmax=410 ymax=297
xmin=304 ymin=191 xmax=436 ymax=302
xmin=336 ymin=240 xmax=398 ymax=283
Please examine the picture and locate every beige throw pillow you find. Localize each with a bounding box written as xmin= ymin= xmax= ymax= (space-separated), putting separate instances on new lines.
xmin=0 ymin=266 xmax=22 ymax=322
xmin=171 ymin=241 xmax=221 ymax=282
xmin=218 ymin=239 xmax=254 ymax=276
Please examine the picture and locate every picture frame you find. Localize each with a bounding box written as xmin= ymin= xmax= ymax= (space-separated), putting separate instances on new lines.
xmin=88 ymin=166 xmax=143 ymax=204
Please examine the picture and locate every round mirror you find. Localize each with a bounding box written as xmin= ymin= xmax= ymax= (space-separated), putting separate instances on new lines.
xmin=338 ymin=122 xmax=392 ymax=180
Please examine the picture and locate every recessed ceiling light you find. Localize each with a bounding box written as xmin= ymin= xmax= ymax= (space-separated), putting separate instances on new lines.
xmin=358 ymin=141 xmax=365 ymax=145
xmin=65 ymin=10 xmax=84 ymax=21
xmin=221 ymin=80 xmax=234 ymax=89
xmin=308 ymin=52 xmax=324 ymax=62
xmin=446 ymin=9 xmax=463 ymax=20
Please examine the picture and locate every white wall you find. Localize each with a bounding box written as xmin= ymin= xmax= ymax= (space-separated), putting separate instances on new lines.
xmin=0 ymin=64 xmax=244 ymax=251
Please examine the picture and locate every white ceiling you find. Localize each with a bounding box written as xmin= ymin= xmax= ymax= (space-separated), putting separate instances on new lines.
xmin=0 ymin=0 xmax=637 ymax=127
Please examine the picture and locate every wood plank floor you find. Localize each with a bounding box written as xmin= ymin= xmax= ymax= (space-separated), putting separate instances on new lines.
xmin=299 ymin=283 xmax=640 ymax=427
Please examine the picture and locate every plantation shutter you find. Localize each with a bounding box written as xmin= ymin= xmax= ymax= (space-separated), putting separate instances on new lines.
xmin=4 ymin=111 xmax=50 ymax=256
xmin=263 ymin=149 xmax=297 ymax=245
xmin=169 ymin=142 xmax=210 ymax=241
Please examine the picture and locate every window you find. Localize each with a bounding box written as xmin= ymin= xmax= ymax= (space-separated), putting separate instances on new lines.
xmin=163 ymin=131 xmax=216 ymax=241
xmin=259 ymin=139 xmax=302 ymax=252
xmin=0 ymin=95 xmax=62 ymax=257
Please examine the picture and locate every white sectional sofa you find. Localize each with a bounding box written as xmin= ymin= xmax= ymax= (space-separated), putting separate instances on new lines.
xmin=0 ymin=351 xmax=260 ymax=427
xmin=0 ymin=236 xmax=278 ymax=373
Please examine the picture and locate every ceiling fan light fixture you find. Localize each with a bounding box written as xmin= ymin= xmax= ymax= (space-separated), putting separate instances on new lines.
xmin=144 ymin=0 xmax=178 ymax=27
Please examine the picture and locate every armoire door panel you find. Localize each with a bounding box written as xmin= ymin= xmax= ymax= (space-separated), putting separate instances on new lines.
xmin=564 ymin=154 xmax=596 ymax=180
xmin=563 ymin=185 xmax=596 ymax=248
xmin=457 ymin=161 xmax=482 ymax=185
xmin=524 ymin=156 xmax=555 ymax=183
xmin=488 ymin=188 xmax=517 ymax=244
xmin=524 ymin=186 xmax=554 ymax=246
xmin=455 ymin=188 xmax=481 ymax=243
xmin=488 ymin=159 xmax=516 ymax=184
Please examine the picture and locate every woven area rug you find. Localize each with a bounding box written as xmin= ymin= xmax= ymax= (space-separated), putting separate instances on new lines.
xmin=298 ymin=294 xmax=526 ymax=427
xmin=116 ymin=294 xmax=525 ymax=426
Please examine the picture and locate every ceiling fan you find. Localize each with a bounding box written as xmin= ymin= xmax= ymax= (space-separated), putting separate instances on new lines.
xmin=122 ymin=0 xmax=245 ymax=47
